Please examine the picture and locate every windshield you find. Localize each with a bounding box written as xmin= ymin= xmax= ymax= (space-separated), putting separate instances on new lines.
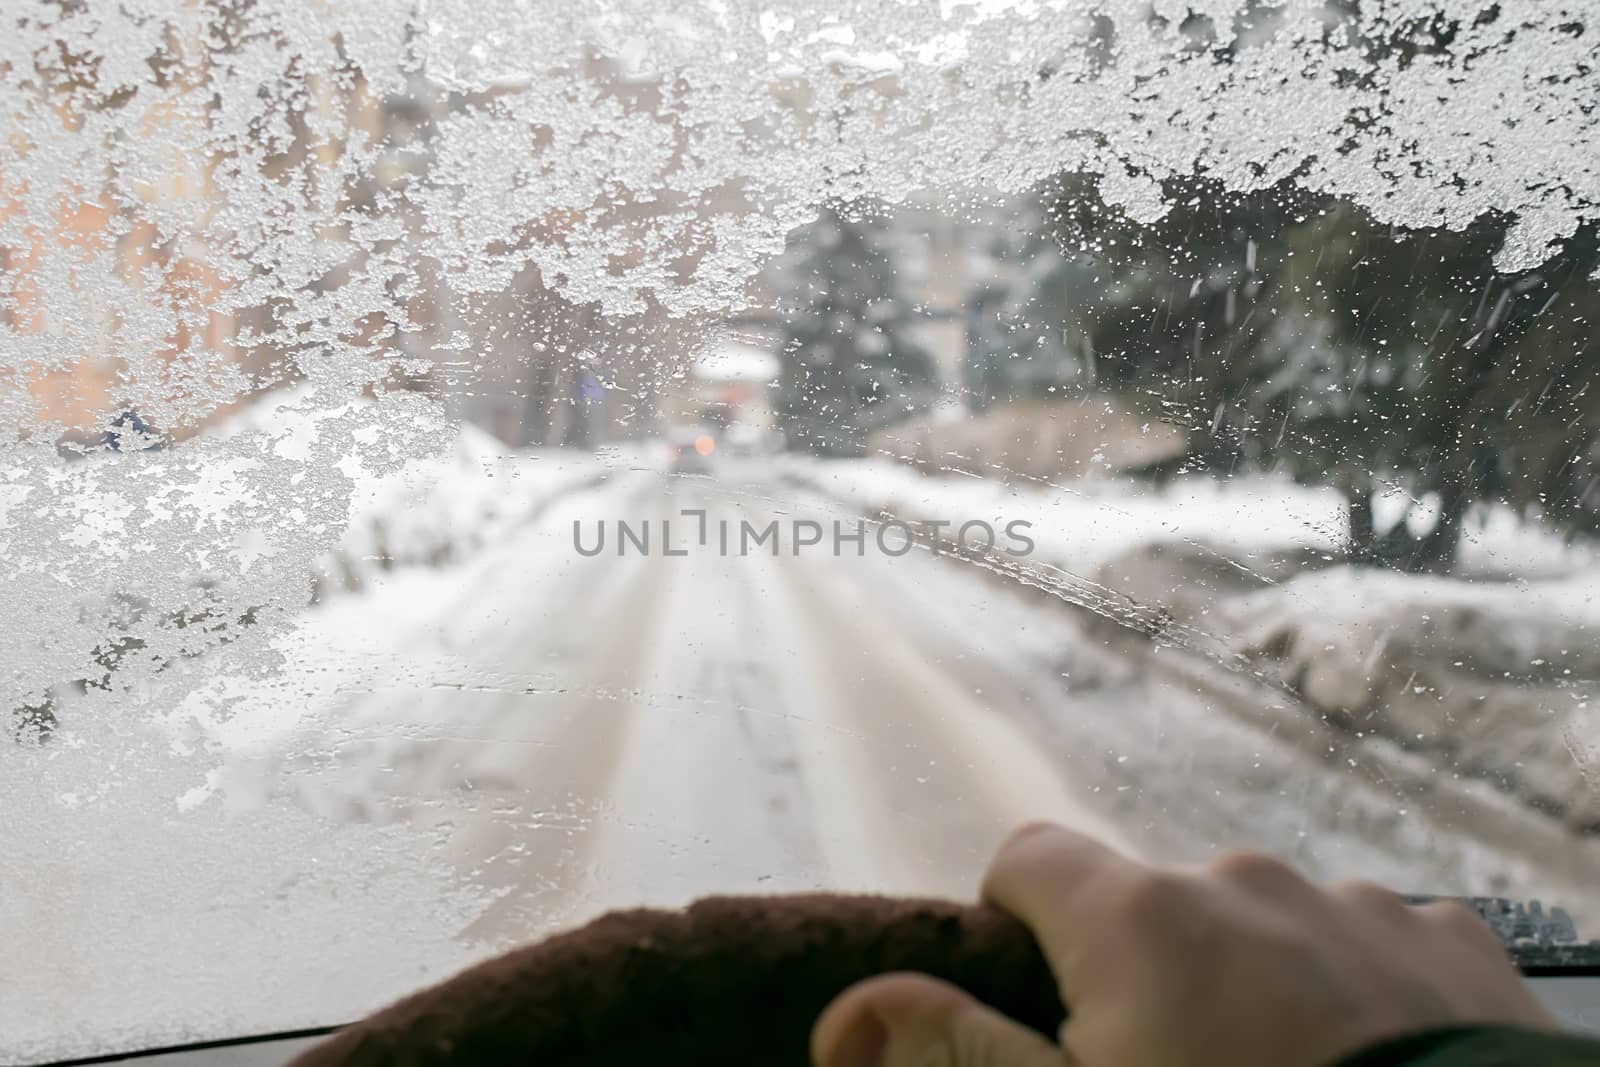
xmin=5 ymin=1 xmax=1600 ymax=1061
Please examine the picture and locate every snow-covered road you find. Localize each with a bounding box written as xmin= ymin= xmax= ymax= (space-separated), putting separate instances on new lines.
xmin=15 ymin=456 xmax=1600 ymax=1062
xmin=275 ymin=463 xmax=1129 ymax=942
xmin=259 ymin=459 xmax=1600 ymax=947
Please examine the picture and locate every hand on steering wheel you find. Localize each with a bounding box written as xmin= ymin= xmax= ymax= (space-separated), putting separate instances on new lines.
xmin=813 ymin=823 xmax=1555 ymax=1067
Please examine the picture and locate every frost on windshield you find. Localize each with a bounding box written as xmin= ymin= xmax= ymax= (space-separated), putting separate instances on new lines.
xmin=3 ymin=1 xmax=1599 ymax=1061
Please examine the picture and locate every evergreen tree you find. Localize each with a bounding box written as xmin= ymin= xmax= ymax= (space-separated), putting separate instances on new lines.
xmin=1048 ymin=176 xmax=1600 ymax=570
xmin=774 ymin=201 xmax=936 ymax=455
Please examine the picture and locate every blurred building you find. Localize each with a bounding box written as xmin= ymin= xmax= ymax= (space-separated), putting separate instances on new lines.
xmin=3 ymin=44 xmax=262 ymax=450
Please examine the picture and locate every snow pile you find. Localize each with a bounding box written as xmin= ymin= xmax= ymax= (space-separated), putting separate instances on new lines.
xmin=784 ymin=452 xmax=1350 ymax=572
xmin=784 ymin=455 xmax=1600 ymax=828
xmin=1216 ymin=570 xmax=1600 ymax=829
xmin=9 ymin=390 xmax=611 ymax=743
xmin=209 ymin=386 xmax=610 ymax=602
xmin=316 ymin=424 xmax=607 ymax=601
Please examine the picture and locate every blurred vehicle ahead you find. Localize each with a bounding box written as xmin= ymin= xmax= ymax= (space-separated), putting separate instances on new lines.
xmin=669 ymin=424 xmax=718 ymax=473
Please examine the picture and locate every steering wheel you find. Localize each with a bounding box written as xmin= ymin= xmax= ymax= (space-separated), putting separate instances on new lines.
xmin=289 ymin=894 xmax=1063 ymax=1066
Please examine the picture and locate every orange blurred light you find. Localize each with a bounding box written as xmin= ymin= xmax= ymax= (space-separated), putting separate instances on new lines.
xmin=693 ymin=434 xmax=716 ymax=457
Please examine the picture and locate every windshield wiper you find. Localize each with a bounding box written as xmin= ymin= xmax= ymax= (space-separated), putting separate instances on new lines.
xmin=1407 ymin=895 xmax=1600 ymax=974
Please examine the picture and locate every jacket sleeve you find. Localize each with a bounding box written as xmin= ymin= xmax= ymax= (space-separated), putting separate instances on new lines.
xmin=1332 ymin=1026 xmax=1600 ymax=1066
